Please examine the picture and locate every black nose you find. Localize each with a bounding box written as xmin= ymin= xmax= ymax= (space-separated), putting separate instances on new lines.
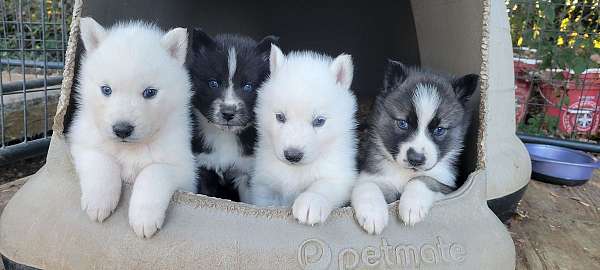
xmin=112 ymin=122 xmax=134 ymax=139
xmin=221 ymin=112 xmax=235 ymax=121
xmin=407 ymin=148 xmax=426 ymax=167
xmin=284 ymin=148 xmax=304 ymax=163
xmin=220 ymin=105 xmax=237 ymax=121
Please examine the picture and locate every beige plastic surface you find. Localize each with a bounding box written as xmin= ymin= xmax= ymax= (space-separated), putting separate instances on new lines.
xmin=0 ymin=138 xmax=515 ymax=269
xmin=0 ymin=0 xmax=518 ymax=269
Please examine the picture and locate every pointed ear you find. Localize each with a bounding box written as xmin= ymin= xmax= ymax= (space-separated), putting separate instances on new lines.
xmin=330 ymin=54 xmax=354 ymax=89
xmin=255 ymin=35 xmax=279 ymax=54
xmin=161 ymin=27 xmax=188 ymax=65
xmin=189 ymin=28 xmax=216 ymax=52
xmin=384 ymin=59 xmax=409 ymax=89
xmin=269 ymin=44 xmax=285 ymax=73
xmin=452 ymin=74 xmax=479 ymax=103
xmin=79 ymin=17 xmax=106 ymax=52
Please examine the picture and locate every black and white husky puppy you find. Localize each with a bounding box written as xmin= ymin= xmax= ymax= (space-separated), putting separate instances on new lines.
xmin=351 ymin=60 xmax=478 ymax=234
xmin=186 ymin=29 xmax=278 ymax=201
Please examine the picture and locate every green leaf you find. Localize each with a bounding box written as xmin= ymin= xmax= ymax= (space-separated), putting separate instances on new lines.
xmin=573 ymin=58 xmax=587 ymax=74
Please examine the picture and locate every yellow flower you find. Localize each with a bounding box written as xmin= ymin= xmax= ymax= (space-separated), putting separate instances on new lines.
xmin=517 ymin=36 xmax=523 ymax=46
xmin=560 ymin=18 xmax=569 ymax=32
xmin=557 ymin=36 xmax=565 ymax=46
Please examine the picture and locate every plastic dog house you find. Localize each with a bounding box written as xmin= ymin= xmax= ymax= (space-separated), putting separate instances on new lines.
xmin=0 ymin=0 xmax=528 ymax=269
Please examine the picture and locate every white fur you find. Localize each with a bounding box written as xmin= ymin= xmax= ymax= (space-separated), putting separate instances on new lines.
xmin=397 ymin=84 xmax=442 ymax=170
xmin=250 ymin=45 xmax=358 ymax=225
xmin=69 ymin=18 xmax=195 ymax=238
xmin=195 ymin=109 xmax=253 ymax=191
xmin=352 ymin=86 xmax=458 ymax=234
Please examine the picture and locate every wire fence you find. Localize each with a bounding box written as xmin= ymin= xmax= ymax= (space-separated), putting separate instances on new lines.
xmin=0 ymin=0 xmax=71 ymax=163
xmin=508 ymin=0 xmax=600 ymax=147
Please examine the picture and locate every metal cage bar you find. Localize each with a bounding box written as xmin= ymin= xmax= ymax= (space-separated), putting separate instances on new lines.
xmin=0 ymin=0 xmax=71 ymax=163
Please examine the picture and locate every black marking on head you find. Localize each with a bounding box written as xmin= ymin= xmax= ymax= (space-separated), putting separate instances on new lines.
xmin=362 ymin=61 xmax=478 ymax=172
xmin=383 ymin=59 xmax=410 ymax=91
xmin=189 ymin=28 xmax=217 ymax=52
xmin=451 ymin=74 xmax=479 ymax=104
xmin=255 ymin=35 xmax=279 ymax=55
xmin=186 ymin=31 xmax=279 ymax=128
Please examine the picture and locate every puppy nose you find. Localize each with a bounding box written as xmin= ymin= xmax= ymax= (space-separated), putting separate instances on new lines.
xmin=112 ymin=122 xmax=134 ymax=139
xmin=284 ymin=148 xmax=304 ymax=163
xmin=221 ymin=112 xmax=235 ymax=121
xmin=220 ymin=105 xmax=237 ymax=121
xmin=407 ymin=148 xmax=426 ymax=167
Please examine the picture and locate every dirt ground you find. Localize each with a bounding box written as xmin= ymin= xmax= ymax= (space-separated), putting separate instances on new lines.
xmin=0 ymin=155 xmax=46 ymax=185
xmin=0 ymin=163 xmax=598 ymax=269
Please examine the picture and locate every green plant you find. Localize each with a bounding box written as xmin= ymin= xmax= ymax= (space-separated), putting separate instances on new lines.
xmin=508 ymin=0 xmax=600 ymax=74
xmin=518 ymin=112 xmax=560 ymax=136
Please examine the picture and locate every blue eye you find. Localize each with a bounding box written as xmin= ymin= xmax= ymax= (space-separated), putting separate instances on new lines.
xmin=433 ymin=127 xmax=447 ymax=136
xmin=101 ymin=85 xmax=112 ymax=96
xmin=242 ymin=83 xmax=253 ymax=92
xmin=312 ymin=116 xmax=326 ymax=127
xmin=143 ymin=88 xmax=158 ymax=99
xmin=208 ymin=80 xmax=219 ymax=89
xmin=397 ymin=120 xmax=409 ymax=130
xmin=275 ymin=113 xmax=286 ymax=123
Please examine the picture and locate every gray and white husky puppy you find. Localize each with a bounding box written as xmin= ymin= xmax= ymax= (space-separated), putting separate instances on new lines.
xmin=351 ymin=60 xmax=478 ymax=234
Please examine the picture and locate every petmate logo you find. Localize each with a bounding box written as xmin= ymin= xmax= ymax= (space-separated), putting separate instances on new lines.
xmin=297 ymin=237 xmax=467 ymax=270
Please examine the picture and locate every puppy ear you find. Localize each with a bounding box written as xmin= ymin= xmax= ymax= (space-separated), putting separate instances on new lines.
xmin=161 ymin=27 xmax=188 ymax=65
xmin=269 ymin=44 xmax=285 ymax=73
xmin=79 ymin=17 xmax=106 ymax=52
xmin=256 ymin=35 xmax=279 ymax=54
xmin=330 ymin=54 xmax=354 ymax=89
xmin=384 ymin=59 xmax=409 ymax=89
xmin=452 ymin=74 xmax=479 ymax=103
xmin=189 ymin=28 xmax=216 ymax=52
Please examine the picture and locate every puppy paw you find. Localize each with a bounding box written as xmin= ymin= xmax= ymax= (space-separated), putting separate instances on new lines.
xmin=292 ymin=192 xmax=333 ymax=225
xmin=354 ymin=200 xmax=389 ymax=235
xmin=398 ymin=196 xmax=433 ymax=226
xmin=128 ymin=202 xmax=165 ymax=238
xmin=80 ymin=186 xmax=120 ymax=223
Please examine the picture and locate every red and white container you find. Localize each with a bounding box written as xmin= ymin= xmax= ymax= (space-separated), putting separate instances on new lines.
xmin=513 ymin=58 xmax=540 ymax=123
xmin=559 ymin=69 xmax=600 ymax=134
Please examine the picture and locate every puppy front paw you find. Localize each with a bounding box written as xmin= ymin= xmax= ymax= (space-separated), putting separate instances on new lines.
xmin=398 ymin=196 xmax=433 ymax=226
xmin=80 ymin=186 xmax=120 ymax=223
xmin=353 ymin=200 xmax=389 ymax=235
xmin=128 ymin=202 xmax=166 ymax=238
xmin=292 ymin=192 xmax=333 ymax=225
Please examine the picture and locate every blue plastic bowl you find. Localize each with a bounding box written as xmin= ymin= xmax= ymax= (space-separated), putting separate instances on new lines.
xmin=525 ymin=143 xmax=600 ymax=186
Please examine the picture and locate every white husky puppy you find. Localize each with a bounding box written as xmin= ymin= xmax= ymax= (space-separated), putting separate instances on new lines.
xmin=250 ymin=45 xmax=358 ymax=225
xmin=68 ymin=17 xmax=195 ymax=238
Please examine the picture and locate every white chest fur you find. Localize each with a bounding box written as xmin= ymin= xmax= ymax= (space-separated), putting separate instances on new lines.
xmin=195 ymin=110 xmax=248 ymax=173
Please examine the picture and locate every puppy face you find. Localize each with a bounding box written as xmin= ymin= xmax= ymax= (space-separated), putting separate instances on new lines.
xmin=187 ymin=29 xmax=278 ymax=133
xmin=78 ymin=18 xmax=190 ymax=143
xmin=374 ymin=60 xmax=478 ymax=171
xmin=256 ymin=45 xmax=356 ymax=165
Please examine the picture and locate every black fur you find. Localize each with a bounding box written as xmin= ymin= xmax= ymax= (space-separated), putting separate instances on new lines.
xmin=186 ymin=29 xmax=278 ymax=200
xmin=360 ymin=60 xmax=478 ymax=174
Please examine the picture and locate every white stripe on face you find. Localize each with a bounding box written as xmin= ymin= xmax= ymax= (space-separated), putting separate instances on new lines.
xmin=413 ymin=84 xmax=441 ymax=131
xmin=227 ymin=47 xmax=237 ymax=82
xmin=397 ymin=84 xmax=441 ymax=169
xmin=224 ymin=47 xmax=238 ymax=105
